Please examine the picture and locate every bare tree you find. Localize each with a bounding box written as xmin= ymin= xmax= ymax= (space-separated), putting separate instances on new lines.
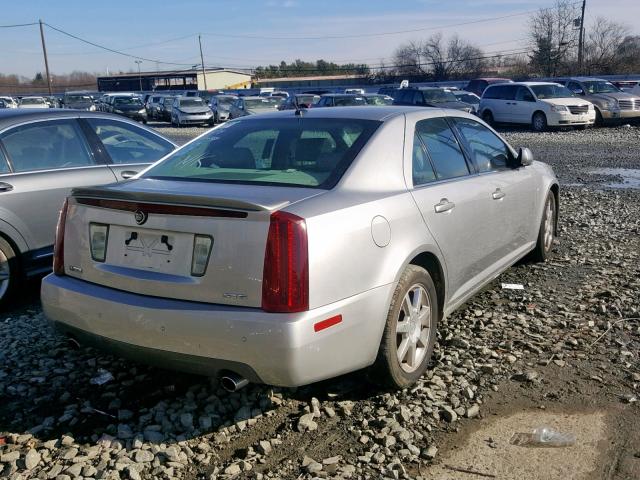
xmin=528 ymin=0 xmax=579 ymax=76
xmin=616 ymin=35 xmax=640 ymax=73
xmin=583 ymin=17 xmax=630 ymax=74
xmin=392 ymin=41 xmax=426 ymax=76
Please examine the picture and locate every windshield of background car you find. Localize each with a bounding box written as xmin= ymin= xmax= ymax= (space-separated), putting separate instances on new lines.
xmin=297 ymin=95 xmax=319 ymax=105
xmin=334 ymin=96 xmax=367 ymax=106
xmin=66 ymin=95 xmax=92 ymax=102
xmin=179 ymin=98 xmax=205 ymax=107
xmin=365 ymin=95 xmax=393 ymax=105
xmin=582 ymin=81 xmax=620 ymax=94
xmin=114 ymin=97 xmax=143 ymax=106
xmin=245 ymin=98 xmax=281 ymax=108
xmin=531 ymin=84 xmax=575 ymax=99
xmin=422 ymin=89 xmax=457 ymax=102
xmin=143 ymin=118 xmax=381 ymax=188
xmin=217 ymin=96 xmax=236 ymax=107
xmin=21 ymin=98 xmax=45 ymax=105
xmin=457 ymin=94 xmax=479 ymax=104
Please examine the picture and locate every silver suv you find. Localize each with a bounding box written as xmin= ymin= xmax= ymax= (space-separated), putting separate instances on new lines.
xmin=558 ymin=77 xmax=640 ymax=125
xmin=0 ymin=110 xmax=176 ymax=306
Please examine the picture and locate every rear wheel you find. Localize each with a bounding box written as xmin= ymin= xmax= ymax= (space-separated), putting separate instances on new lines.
xmin=594 ymin=108 xmax=604 ymax=127
xmin=528 ymin=191 xmax=556 ymax=263
xmin=532 ymin=112 xmax=548 ymax=132
xmin=371 ymin=265 xmax=438 ymax=389
xmin=0 ymin=237 xmax=19 ymax=308
xmin=482 ymin=110 xmax=494 ymax=126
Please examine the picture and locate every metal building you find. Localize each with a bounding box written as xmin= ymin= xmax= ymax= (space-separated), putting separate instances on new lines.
xmin=97 ymin=68 xmax=253 ymax=92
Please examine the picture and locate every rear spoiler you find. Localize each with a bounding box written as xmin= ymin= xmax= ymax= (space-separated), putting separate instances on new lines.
xmin=71 ymin=186 xmax=286 ymax=212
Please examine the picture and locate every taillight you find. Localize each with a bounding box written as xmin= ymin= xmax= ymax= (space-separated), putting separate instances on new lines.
xmin=53 ymin=198 xmax=69 ymax=276
xmin=262 ymin=211 xmax=309 ymax=313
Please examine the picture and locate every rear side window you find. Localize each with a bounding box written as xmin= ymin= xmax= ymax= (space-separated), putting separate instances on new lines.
xmin=484 ymin=85 xmax=516 ymax=100
xmin=1 ymin=120 xmax=94 ymax=173
xmin=86 ymin=118 xmax=174 ymax=164
xmin=452 ymin=118 xmax=512 ymax=173
xmin=412 ymin=134 xmax=436 ymax=186
xmin=144 ymin=118 xmax=381 ymax=188
xmin=0 ymin=148 xmax=9 ymax=174
xmin=415 ymin=118 xmax=469 ymax=181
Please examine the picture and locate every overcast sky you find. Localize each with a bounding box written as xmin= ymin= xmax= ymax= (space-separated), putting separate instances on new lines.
xmin=2 ymin=0 xmax=639 ymax=78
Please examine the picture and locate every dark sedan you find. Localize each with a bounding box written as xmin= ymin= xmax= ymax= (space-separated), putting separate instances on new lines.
xmin=110 ymin=96 xmax=148 ymax=123
xmin=0 ymin=109 xmax=176 ymax=306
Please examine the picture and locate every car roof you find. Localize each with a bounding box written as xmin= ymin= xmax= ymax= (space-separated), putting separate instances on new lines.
xmin=453 ymin=90 xmax=477 ymax=95
xmin=232 ymin=105 xmax=440 ymax=122
xmin=0 ymin=109 xmax=166 ymax=133
xmin=566 ymin=76 xmax=609 ymax=82
xmin=472 ymin=77 xmax=512 ymax=81
xmin=321 ymin=93 xmax=364 ymax=97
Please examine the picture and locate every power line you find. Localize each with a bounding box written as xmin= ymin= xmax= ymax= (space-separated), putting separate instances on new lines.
xmin=0 ymin=22 xmax=38 ymax=28
xmin=43 ymin=22 xmax=195 ymax=66
xmin=199 ymin=3 xmax=581 ymax=40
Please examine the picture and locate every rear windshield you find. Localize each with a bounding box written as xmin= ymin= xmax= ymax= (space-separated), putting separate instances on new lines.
xmin=65 ymin=95 xmax=92 ymax=102
xmin=422 ymin=89 xmax=457 ymax=102
xmin=245 ymin=98 xmax=282 ymax=108
xmin=531 ymin=84 xmax=575 ymax=99
xmin=114 ymin=97 xmax=143 ymax=106
xmin=365 ymin=95 xmax=393 ymax=105
xmin=21 ymin=97 xmax=45 ymax=105
xmin=143 ymin=118 xmax=381 ymax=188
xmin=334 ymin=96 xmax=367 ymax=106
xmin=178 ymin=98 xmax=205 ymax=107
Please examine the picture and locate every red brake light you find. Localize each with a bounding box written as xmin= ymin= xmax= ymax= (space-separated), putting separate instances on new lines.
xmin=53 ymin=198 xmax=69 ymax=276
xmin=262 ymin=211 xmax=309 ymax=313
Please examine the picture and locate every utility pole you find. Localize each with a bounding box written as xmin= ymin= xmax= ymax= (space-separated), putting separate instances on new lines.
xmin=198 ymin=35 xmax=208 ymax=91
xmin=135 ymin=60 xmax=143 ymax=91
xmin=38 ymin=19 xmax=52 ymax=96
xmin=577 ymin=0 xmax=587 ymax=73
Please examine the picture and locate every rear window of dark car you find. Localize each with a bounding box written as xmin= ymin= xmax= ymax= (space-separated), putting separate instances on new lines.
xmin=144 ymin=118 xmax=381 ymax=188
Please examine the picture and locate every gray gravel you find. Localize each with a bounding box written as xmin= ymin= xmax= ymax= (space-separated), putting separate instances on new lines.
xmin=1 ymin=124 xmax=639 ymax=479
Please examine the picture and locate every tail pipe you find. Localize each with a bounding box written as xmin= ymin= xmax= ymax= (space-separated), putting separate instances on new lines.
xmin=220 ymin=372 xmax=249 ymax=392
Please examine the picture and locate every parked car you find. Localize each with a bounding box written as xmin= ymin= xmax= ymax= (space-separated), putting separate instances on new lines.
xmin=41 ymin=106 xmax=558 ymax=390
xmin=63 ymin=93 xmax=97 ymax=111
xmin=479 ymin=82 xmax=595 ymax=132
xmin=556 ymin=77 xmax=640 ymax=125
xmin=378 ymin=86 xmax=399 ymax=97
xmin=110 ymin=96 xmax=148 ymax=123
xmin=345 ymin=88 xmax=365 ymax=95
xmin=392 ymin=87 xmax=473 ymax=113
xmin=18 ymin=97 xmax=49 ymax=109
xmin=466 ymin=78 xmax=513 ymax=97
xmin=278 ymin=94 xmax=320 ymax=110
xmin=451 ymin=90 xmax=481 ymax=114
xmin=0 ymin=109 xmax=177 ymax=306
xmin=314 ymin=94 xmax=368 ymax=107
xmin=209 ymin=95 xmax=238 ymax=123
xmin=228 ymin=96 xmax=283 ymax=118
xmin=170 ymin=97 xmax=214 ymax=127
xmin=363 ymin=94 xmax=393 ymax=106
xmin=145 ymin=95 xmax=165 ymax=119
xmin=158 ymin=96 xmax=177 ymax=122
xmin=0 ymin=96 xmax=18 ymax=109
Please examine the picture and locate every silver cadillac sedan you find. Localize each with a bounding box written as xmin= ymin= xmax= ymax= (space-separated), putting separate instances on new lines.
xmin=41 ymin=106 xmax=558 ymax=390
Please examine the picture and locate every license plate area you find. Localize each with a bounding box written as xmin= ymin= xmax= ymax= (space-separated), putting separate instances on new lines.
xmin=107 ymin=226 xmax=196 ymax=275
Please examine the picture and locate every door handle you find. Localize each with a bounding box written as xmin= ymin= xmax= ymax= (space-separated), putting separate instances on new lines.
xmin=121 ymin=170 xmax=138 ymax=179
xmin=434 ymin=198 xmax=455 ymax=213
xmin=492 ymin=188 xmax=506 ymax=200
xmin=0 ymin=182 xmax=13 ymax=192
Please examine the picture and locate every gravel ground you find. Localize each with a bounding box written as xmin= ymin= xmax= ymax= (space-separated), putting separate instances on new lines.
xmin=1 ymin=124 xmax=639 ymax=480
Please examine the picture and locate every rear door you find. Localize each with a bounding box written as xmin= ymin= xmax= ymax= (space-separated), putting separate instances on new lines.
xmin=512 ymin=86 xmax=536 ymax=124
xmin=406 ymin=115 xmax=499 ymax=307
xmin=80 ymin=117 xmax=175 ymax=181
xmin=0 ymin=118 xmax=117 ymax=254
xmin=451 ymin=116 xmax=538 ymax=259
xmin=493 ymin=85 xmax=517 ymax=122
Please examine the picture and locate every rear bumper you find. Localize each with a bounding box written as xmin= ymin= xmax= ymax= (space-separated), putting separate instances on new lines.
xmin=41 ymin=274 xmax=393 ymax=387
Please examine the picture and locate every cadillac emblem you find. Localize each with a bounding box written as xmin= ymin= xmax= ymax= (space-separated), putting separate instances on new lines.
xmin=134 ymin=210 xmax=148 ymax=225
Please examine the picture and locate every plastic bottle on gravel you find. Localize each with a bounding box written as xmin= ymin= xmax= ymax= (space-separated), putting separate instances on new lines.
xmin=510 ymin=426 xmax=576 ymax=448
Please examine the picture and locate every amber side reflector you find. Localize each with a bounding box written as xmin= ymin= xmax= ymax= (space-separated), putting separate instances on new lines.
xmin=314 ymin=315 xmax=342 ymax=333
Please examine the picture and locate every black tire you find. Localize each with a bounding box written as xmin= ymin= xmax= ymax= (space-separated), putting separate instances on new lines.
xmin=532 ymin=112 xmax=548 ymax=132
xmin=0 ymin=237 xmax=20 ymax=309
xmin=528 ymin=191 xmax=557 ymax=263
xmin=576 ymin=125 xmax=588 ymax=131
xmin=482 ymin=110 xmax=494 ymax=126
xmin=594 ymin=108 xmax=604 ymax=127
xmin=371 ymin=265 xmax=438 ymax=389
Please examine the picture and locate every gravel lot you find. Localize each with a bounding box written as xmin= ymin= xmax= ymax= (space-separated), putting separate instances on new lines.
xmin=1 ymin=123 xmax=639 ymax=480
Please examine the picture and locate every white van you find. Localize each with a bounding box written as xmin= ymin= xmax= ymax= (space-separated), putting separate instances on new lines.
xmin=479 ymin=82 xmax=595 ymax=131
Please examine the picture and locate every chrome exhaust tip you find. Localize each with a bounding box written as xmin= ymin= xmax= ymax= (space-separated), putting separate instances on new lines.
xmin=220 ymin=372 xmax=249 ymax=392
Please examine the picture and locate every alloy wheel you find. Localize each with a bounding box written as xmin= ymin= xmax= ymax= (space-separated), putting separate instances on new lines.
xmin=543 ymin=196 xmax=555 ymax=252
xmin=0 ymin=248 xmax=10 ymax=299
xmin=395 ymin=284 xmax=431 ymax=373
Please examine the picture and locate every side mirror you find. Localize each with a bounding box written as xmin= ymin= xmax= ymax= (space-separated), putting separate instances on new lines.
xmin=517 ymin=147 xmax=534 ymax=167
